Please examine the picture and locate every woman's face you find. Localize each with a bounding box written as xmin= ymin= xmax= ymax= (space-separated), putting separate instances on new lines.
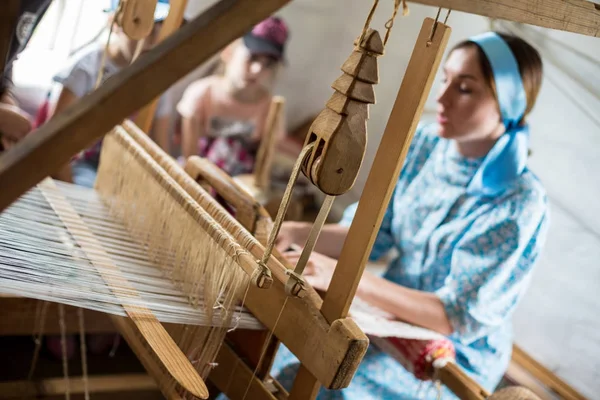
xmin=436 ymin=46 xmax=504 ymax=143
xmin=224 ymin=43 xmax=279 ymax=94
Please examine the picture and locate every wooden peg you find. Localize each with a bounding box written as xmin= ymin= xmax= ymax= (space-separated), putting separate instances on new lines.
xmin=341 ymin=51 xmax=379 ymax=84
xmin=118 ymin=0 xmax=159 ymax=41
xmin=331 ymin=73 xmax=375 ymax=104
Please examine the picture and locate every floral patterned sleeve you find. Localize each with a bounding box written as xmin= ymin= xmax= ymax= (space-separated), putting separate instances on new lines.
xmin=435 ymin=188 xmax=550 ymax=344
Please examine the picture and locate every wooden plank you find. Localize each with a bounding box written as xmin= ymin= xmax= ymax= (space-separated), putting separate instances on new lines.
xmin=184 ymin=155 xmax=260 ymax=232
xmin=208 ymin=342 xmax=278 ymax=400
xmin=511 ymin=345 xmax=587 ymax=400
xmin=0 ymin=374 xmax=157 ymax=398
xmin=0 ymin=297 xmax=114 ymax=335
xmin=0 ymin=0 xmax=292 ymax=213
xmin=437 ymin=363 xmax=489 ymax=400
xmin=407 ymin=0 xmax=600 ymax=38
xmin=505 ymin=362 xmax=558 ymax=400
xmin=0 ymin=0 xmax=20 ymax=78
xmin=133 ymin=0 xmax=189 ymax=135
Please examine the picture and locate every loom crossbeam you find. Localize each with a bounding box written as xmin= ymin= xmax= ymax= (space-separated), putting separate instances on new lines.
xmin=407 ymin=0 xmax=600 ymax=38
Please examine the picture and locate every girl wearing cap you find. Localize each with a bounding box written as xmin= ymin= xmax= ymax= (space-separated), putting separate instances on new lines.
xmin=177 ymin=16 xmax=288 ymax=176
xmin=271 ymin=32 xmax=549 ymax=399
xmin=48 ymin=0 xmax=173 ymax=188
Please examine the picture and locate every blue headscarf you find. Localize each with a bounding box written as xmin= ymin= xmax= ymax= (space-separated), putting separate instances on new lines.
xmin=466 ymin=32 xmax=529 ymax=197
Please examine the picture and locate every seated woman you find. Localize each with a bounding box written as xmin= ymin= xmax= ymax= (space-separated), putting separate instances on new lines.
xmin=272 ymin=32 xmax=550 ymax=399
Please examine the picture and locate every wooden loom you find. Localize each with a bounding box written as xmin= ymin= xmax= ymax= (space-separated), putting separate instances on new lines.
xmin=0 ymin=0 xmax=598 ymax=399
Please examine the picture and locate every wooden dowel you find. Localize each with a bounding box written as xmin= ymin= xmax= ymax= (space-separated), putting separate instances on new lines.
xmin=0 ymin=374 xmax=157 ymax=398
xmin=255 ymin=96 xmax=285 ymax=189
xmin=437 ymin=363 xmax=489 ymax=400
xmin=511 ymin=345 xmax=587 ymax=400
xmin=0 ymin=0 xmax=291 ymax=213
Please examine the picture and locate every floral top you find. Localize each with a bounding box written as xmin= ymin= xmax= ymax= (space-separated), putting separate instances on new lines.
xmin=268 ymin=122 xmax=550 ymax=399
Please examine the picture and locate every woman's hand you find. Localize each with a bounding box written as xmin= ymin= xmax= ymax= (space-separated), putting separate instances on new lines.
xmin=275 ymin=221 xmax=310 ymax=253
xmin=282 ymin=249 xmax=337 ymax=292
xmin=0 ymin=103 xmax=32 ymax=151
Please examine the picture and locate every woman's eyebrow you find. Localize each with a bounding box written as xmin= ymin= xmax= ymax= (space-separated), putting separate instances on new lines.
xmin=442 ymin=68 xmax=478 ymax=81
xmin=458 ymin=74 xmax=478 ymax=81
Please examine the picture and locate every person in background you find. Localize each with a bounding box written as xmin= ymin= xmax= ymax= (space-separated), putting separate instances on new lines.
xmin=49 ymin=0 xmax=173 ymax=188
xmin=272 ymin=32 xmax=549 ymax=399
xmin=176 ymin=16 xmax=288 ymax=176
xmin=1 ymin=0 xmax=53 ymax=153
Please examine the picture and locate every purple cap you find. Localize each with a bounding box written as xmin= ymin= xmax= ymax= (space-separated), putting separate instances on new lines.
xmin=243 ymin=16 xmax=289 ymax=61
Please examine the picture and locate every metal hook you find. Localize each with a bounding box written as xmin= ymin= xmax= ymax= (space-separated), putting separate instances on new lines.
xmin=427 ymin=7 xmax=442 ymax=46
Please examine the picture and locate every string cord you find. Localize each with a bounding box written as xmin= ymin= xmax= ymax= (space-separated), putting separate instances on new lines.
xmin=357 ymin=0 xmax=380 ymax=46
xmin=26 ymin=300 xmax=49 ymax=386
xmin=240 ymin=297 xmax=290 ymax=400
xmin=78 ymin=308 xmax=90 ymax=400
xmin=59 ymin=304 xmax=70 ymax=400
xmin=383 ymin=0 xmax=402 ymax=46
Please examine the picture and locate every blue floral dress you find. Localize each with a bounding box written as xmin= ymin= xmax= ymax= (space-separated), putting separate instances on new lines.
xmin=269 ymin=123 xmax=550 ymax=399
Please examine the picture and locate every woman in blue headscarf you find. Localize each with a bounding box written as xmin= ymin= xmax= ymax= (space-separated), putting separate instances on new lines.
xmin=272 ymin=32 xmax=550 ymax=399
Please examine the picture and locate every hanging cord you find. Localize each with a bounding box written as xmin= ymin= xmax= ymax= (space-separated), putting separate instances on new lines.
xmin=78 ymin=308 xmax=90 ymax=400
xmin=427 ymin=7 xmax=442 ymax=46
xmin=257 ymin=143 xmax=314 ymax=277
xmin=443 ymin=8 xmax=452 ymax=24
xmin=95 ymin=0 xmax=149 ymax=89
xmin=383 ymin=0 xmax=403 ymax=46
xmin=59 ymin=304 xmax=70 ymax=400
xmin=95 ymin=9 xmax=120 ymax=89
xmin=240 ymin=297 xmax=290 ymax=400
xmin=426 ymin=7 xmax=451 ymax=46
xmin=357 ymin=0 xmax=380 ymax=47
xmin=25 ymin=300 xmax=49 ymax=394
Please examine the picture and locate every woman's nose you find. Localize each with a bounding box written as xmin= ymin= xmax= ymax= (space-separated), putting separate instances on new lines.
xmin=436 ymin=83 xmax=451 ymax=106
xmin=249 ymin=61 xmax=264 ymax=76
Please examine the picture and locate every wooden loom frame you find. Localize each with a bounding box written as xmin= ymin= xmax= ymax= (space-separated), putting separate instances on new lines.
xmin=0 ymin=0 xmax=598 ymax=399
